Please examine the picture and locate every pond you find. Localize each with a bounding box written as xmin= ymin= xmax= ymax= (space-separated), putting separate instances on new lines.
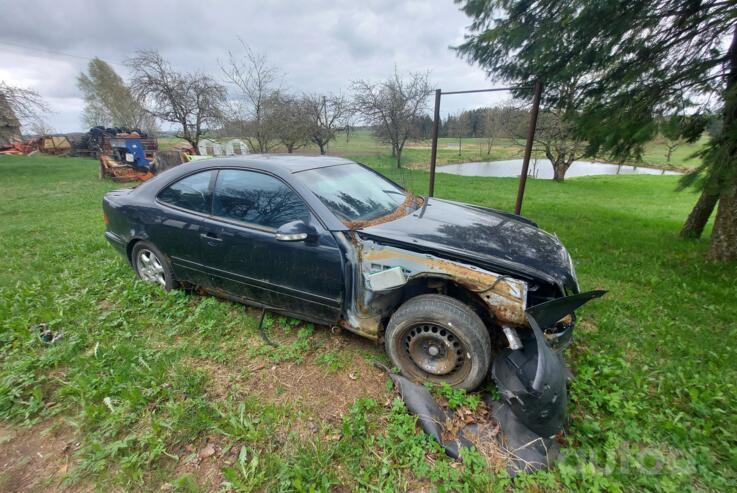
xmin=437 ymin=159 xmax=681 ymax=179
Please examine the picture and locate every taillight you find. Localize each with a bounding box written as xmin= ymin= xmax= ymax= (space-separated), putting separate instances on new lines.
xmin=103 ymin=212 xmax=110 ymax=225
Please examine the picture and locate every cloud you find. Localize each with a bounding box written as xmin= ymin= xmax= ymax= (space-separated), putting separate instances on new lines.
xmin=0 ymin=0 xmax=509 ymax=132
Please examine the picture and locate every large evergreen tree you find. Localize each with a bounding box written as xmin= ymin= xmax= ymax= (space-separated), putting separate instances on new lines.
xmin=455 ymin=0 xmax=737 ymax=260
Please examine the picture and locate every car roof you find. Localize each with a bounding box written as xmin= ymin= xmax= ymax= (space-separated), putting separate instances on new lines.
xmin=190 ymin=154 xmax=355 ymax=173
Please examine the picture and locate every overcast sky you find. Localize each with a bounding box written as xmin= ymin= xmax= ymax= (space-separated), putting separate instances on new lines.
xmin=0 ymin=0 xmax=511 ymax=133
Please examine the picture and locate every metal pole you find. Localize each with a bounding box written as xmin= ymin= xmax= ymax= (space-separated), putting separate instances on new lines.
xmin=514 ymin=81 xmax=542 ymax=215
xmin=428 ymin=88 xmax=441 ymax=197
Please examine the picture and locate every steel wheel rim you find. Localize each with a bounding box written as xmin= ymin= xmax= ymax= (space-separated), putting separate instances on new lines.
xmin=399 ymin=322 xmax=471 ymax=383
xmin=136 ymin=249 xmax=166 ymax=286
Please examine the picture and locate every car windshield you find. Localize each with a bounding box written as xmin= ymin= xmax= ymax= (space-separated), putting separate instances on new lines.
xmin=296 ymin=163 xmax=414 ymax=225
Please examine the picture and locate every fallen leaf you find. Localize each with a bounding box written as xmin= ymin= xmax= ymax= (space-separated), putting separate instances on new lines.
xmin=198 ymin=444 xmax=215 ymax=459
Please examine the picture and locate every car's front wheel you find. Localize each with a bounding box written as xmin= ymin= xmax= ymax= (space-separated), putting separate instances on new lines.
xmin=384 ymin=294 xmax=491 ymax=390
xmin=131 ymin=241 xmax=177 ymax=290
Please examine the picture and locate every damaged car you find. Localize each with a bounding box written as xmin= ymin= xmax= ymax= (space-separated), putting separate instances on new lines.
xmin=103 ymin=155 xmax=603 ymax=453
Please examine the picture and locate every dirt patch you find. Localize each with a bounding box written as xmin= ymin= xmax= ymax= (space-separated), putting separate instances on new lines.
xmin=0 ymin=420 xmax=79 ymax=492
xmin=187 ymin=327 xmax=391 ymax=425
xmin=249 ymin=334 xmax=390 ymax=423
xmin=168 ymin=434 xmax=230 ymax=492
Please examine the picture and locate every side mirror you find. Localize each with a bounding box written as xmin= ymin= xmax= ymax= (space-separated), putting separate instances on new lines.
xmin=275 ymin=220 xmax=317 ymax=242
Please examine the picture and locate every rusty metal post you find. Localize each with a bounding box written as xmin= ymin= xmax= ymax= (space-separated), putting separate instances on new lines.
xmin=428 ymin=89 xmax=442 ymax=197
xmin=514 ymin=81 xmax=542 ymax=215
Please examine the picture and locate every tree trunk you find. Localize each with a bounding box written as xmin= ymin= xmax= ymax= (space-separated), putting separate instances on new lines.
xmin=188 ymin=138 xmax=200 ymax=155
xmin=553 ymin=164 xmax=566 ymax=181
xmin=396 ymin=147 xmax=402 ymax=168
xmin=552 ymin=159 xmax=571 ymax=182
xmin=701 ymin=25 xmax=737 ymax=259
xmin=680 ymin=190 xmax=719 ymax=238
xmin=318 ymin=142 xmax=326 ymax=155
xmin=286 ymin=143 xmax=294 ymax=153
xmin=709 ymin=186 xmax=737 ymax=260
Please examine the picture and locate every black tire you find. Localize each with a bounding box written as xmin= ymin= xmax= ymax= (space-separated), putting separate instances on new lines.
xmin=385 ymin=294 xmax=491 ymax=390
xmin=131 ymin=241 xmax=178 ymax=291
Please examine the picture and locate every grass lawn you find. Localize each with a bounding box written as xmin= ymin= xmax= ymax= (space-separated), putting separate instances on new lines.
xmin=0 ymin=154 xmax=735 ymax=492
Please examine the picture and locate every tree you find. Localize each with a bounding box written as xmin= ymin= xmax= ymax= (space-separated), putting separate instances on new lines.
xmin=220 ymin=40 xmax=281 ymax=153
xmin=534 ymin=109 xmax=587 ymax=181
xmin=481 ymin=108 xmax=500 ymax=155
xmin=302 ymin=94 xmax=348 ymax=155
xmin=77 ymin=58 xmax=155 ymax=131
xmin=658 ymin=114 xmax=708 ymax=164
xmin=352 ymin=70 xmax=431 ymax=167
xmin=0 ymin=81 xmax=49 ymax=141
xmin=447 ymin=112 xmax=471 ymax=157
xmin=660 ymin=120 xmax=684 ymax=164
xmin=270 ymin=94 xmax=310 ymax=153
xmin=27 ymin=119 xmax=55 ymax=137
xmin=456 ymin=0 xmax=737 ymax=260
xmin=127 ymin=50 xmax=225 ymax=152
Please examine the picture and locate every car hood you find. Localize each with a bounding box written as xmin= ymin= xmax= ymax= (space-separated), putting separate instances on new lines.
xmin=358 ymin=198 xmax=577 ymax=290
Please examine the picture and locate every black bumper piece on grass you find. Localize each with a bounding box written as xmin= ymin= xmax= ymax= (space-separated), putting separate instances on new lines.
xmin=491 ymin=289 xmax=606 ymax=473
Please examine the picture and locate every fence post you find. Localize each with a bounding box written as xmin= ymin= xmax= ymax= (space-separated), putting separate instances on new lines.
xmin=428 ymin=89 xmax=442 ymax=197
xmin=514 ymin=81 xmax=542 ymax=215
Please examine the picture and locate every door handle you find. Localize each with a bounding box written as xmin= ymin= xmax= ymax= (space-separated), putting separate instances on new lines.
xmin=200 ymin=232 xmax=223 ymax=242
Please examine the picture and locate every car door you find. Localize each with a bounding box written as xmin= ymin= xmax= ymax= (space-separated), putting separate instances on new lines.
xmin=200 ymin=168 xmax=344 ymax=323
xmin=147 ymin=169 xmax=216 ymax=286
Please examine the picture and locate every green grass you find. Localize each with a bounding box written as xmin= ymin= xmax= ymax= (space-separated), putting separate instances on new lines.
xmin=1 ymin=154 xmax=735 ymax=491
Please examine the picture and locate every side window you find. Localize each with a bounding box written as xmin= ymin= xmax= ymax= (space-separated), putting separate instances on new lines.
xmin=158 ymin=171 xmax=214 ymax=214
xmin=213 ymin=170 xmax=310 ymax=229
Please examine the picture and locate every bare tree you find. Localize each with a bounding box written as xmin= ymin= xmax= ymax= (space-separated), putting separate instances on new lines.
xmin=532 ymin=109 xmax=586 ymax=181
xmin=78 ymin=58 xmax=156 ymax=132
xmin=500 ymin=100 xmax=584 ymax=181
xmin=269 ymin=94 xmax=310 ymax=153
xmin=0 ymin=81 xmax=50 ymax=141
xmin=447 ymin=112 xmax=471 ymax=157
xmin=302 ymin=94 xmax=348 ymax=155
xmin=480 ymin=105 xmax=520 ymax=155
xmin=27 ymin=119 xmax=55 ymax=137
xmin=220 ymin=40 xmax=281 ymax=153
xmin=352 ymin=69 xmax=431 ymax=168
xmin=126 ymin=50 xmax=225 ymax=151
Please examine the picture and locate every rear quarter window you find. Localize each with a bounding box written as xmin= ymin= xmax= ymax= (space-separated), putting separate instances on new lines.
xmin=158 ymin=171 xmax=214 ymax=214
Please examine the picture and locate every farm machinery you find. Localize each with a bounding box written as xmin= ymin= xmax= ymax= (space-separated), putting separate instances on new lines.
xmin=92 ymin=127 xmax=159 ymax=182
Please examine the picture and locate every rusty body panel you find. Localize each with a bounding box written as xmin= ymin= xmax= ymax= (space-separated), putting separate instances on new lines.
xmin=362 ymin=241 xmax=527 ymax=325
xmin=344 ymin=194 xmax=424 ymax=230
xmin=336 ymin=233 xmax=529 ymax=340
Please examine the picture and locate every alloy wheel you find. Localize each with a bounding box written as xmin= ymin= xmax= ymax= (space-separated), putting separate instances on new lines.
xmin=136 ymin=249 xmax=166 ymax=286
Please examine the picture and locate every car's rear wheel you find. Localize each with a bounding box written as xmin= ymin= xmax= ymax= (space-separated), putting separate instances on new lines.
xmin=131 ymin=241 xmax=177 ymax=290
xmin=384 ymin=294 xmax=491 ymax=390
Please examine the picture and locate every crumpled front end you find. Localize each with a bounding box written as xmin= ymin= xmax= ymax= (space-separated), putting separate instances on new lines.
xmin=338 ymin=232 xmax=606 ymax=473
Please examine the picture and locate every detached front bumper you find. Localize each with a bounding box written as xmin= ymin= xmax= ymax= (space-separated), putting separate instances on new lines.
xmin=491 ymin=290 xmax=606 ymax=473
